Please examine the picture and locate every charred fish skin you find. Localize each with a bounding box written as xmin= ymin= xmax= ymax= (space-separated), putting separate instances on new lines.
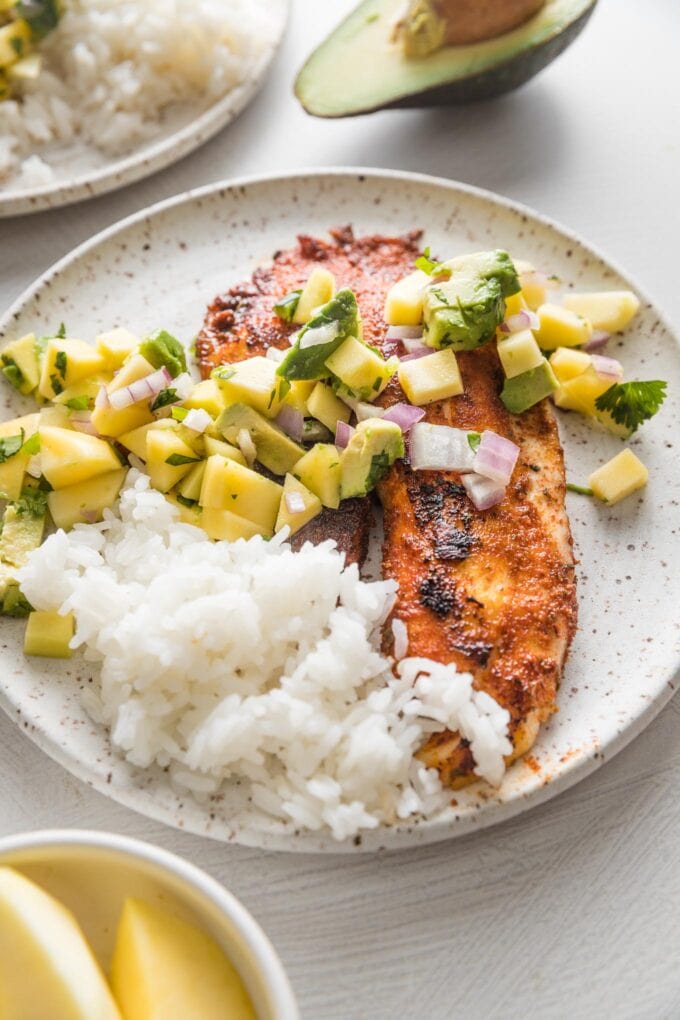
xmin=196 ymin=227 xmax=422 ymax=565
xmin=378 ymin=346 xmax=577 ymax=783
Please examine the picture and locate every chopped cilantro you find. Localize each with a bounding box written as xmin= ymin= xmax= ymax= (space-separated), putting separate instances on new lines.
xmin=2 ymin=362 xmax=24 ymax=390
xmin=65 ymin=394 xmax=91 ymax=411
xmin=0 ymin=432 xmax=24 ymax=464
xmin=37 ymin=476 xmax=53 ymax=492
xmin=171 ymin=406 xmax=188 ymax=422
xmin=10 ymin=36 xmax=24 ymax=57
xmin=372 ymin=376 xmax=382 ymax=392
xmin=175 ymin=494 xmax=198 ymax=509
xmin=366 ymin=451 xmax=391 ymax=490
xmin=566 ymin=483 xmax=594 ymax=497
xmin=212 ymin=366 xmax=236 ymax=382
xmin=54 ymin=350 xmax=68 ymax=378
xmin=273 ymin=289 xmax=302 ymax=323
xmin=21 ymin=433 xmax=40 ymax=456
xmin=467 ymin=432 xmax=481 ymax=453
xmin=50 ymin=373 xmax=64 ymax=395
xmin=594 ymin=380 xmax=667 ymax=433
xmin=151 ymin=387 xmax=178 ymax=412
xmin=165 ymin=453 xmax=200 ymax=467
xmin=56 ymin=322 xmax=66 ymax=339
xmin=14 ymin=487 xmax=48 ymax=517
xmin=414 ymin=247 xmax=451 ymax=278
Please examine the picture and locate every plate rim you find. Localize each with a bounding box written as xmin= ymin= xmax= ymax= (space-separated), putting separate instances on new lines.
xmin=0 ymin=166 xmax=678 ymax=853
xmin=0 ymin=0 xmax=290 ymax=218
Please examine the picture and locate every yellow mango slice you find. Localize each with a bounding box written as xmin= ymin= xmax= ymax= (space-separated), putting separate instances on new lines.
xmin=549 ymin=347 xmax=592 ymax=383
xmin=40 ymin=426 xmax=122 ymax=489
xmin=293 ymin=267 xmax=336 ymax=325
xmin=38 ymin=339 xmax=107 ymax=400
xmin=534 ymin=303 xmax=592 ymax=350
xmin=562 ymin=290 xmax=640 ymax=333
xmin=47 ymin=469 xmax=128 ymax=529
xmin=384 ymin=270 xmax=429 ymax=325
xmin=110 ymin=898 xmax=255 ymax=1020
xmin=199 ymin=455 xmax=281 ymax=531
xmin=588 ymin=449 xmax=648 ymax=504
xmin=275 ymin=474 xmax=322 ymax=536
xmin=0 ymin=866 xmax=121 ymax=1020
xmin=398 ymin=348 xmax=463 ymax=405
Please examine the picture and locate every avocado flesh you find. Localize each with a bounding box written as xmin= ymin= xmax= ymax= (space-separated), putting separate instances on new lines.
xmin=217 ymin=403 xmax=304 ymax=476
xmin=500 ymin=359 xmax=557 ymax=413
xmin=295 ymin=0 xmax=597 ymax=118
xmin=340 ymin=418 xmax=404 ymax=499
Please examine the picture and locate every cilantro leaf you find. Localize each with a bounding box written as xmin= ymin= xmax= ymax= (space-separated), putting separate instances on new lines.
xmin=151 ymin=387 xmax=178 ymax=412
xmin=54 ymin=350 xmax=68 ymax=378
xmin=595 ymin=380 xmax=667 ymax=433
xmin=21 ymin=433 xmax=41 ymax=456
xmin=65 ymin=395 xmax=91 ymax=411
xmin=171 ymin=406 xmax=188 ymax=422
xmin=273 ymin=289 xmax=302 ymax=323
xmin=0 ymin=432 xmax=24 ymax=464
xmin=566 ymin=482 xmax=594 ymax=497
xmin=414 ymin=247 xmax=451 ymax=278
xmin=175 ymin=494 xmax=198 ymax=509
xmin=14 ymin=487 xmax=48 ymax=518
xmin=165 ymin=453 xmax=200 ymax=467
xmin=467 ymin=432 xmax=481 ymax=453
xmin=56 ymin=322 xmax=66 ymax=339
xmin=50 ymin=373 xmax=64 ymax=395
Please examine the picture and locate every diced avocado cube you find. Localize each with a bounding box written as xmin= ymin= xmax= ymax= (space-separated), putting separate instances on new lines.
xmin=2 ymin=584 xmax=33 ymax=617
xmin=497 ymin=329 xmax=543 ymax=379
xmin=95 ymin=328 xmax=139 ymax=371
xmin=500 ymin=359 xmax=558 ymax=414
xmin=275 ymin=474 xmax=323 ymax=536
xmin=325 ymin=336 xmax=397 ymax=401
xmin=276 ymin=289 xmax=360 ymax=382
xmin=184 ymin=379 xmax=226 ymax=418
xmin=340 ymin=418 xmax=404 ymax=499
xmin=217 ymin=403 xmax=304 ymax=476
xmin=384 ymin=270 xmax=430 ymax=326
xmin=200 ymin=508 xmax=270 ymax=542
xmin=203 ymin=436 xmax=247 ymax=466
xmin=305 ymin=382 xmax=351 ymax=433
xmin=398 ymin=348 xmax=463 ymax=405
xmin=199 ymin=456 xmax=282 ymax=532
xmin=145 ymin=430 xmax=199 ymax=493
xmin=24 ymin=611 xmax=74 ymax=659
xmin=293 ymin=267 xmax=336 ymax=325
xmin=292 ymin=443 xmax=342 ymax=509
xmin=40 ymin=426 xmax=122 ymax=490
xmin=562 ymin=291 xmax=640 ymax=333
xmin=1 ymin=333 xmax=41 ymax=394
xmin=38 ymin=338 xmax=107 ymax=400
xmin=549 ymin=347 xmax=592 ymax=383
xmin=588 ymin=449 xmax=648 ymax=505
xmin=0 ymin=414 xmax=39 ymax=502
xmin=176 ymin=461 xmax=206 ymax=504
xmin=47 ymin=468 xmax=127 ymax=529
xmin=0 ymin=498 xmax=46 ymax=569
xmin=534 ymin=303 xmax=592 ymax=350
xmin=138 ymin=329 xmax=187 ymax=379
xmin=214 ymin=356 xmax=285 ymax=418
xmin=423 ymin=250 xmax=520 ymax=350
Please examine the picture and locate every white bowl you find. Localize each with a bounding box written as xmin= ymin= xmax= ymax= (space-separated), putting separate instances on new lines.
xmin=0 ymin=829 xmax=298 ymax=1020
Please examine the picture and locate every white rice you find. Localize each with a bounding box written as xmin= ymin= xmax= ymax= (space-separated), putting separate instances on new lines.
xmin=18 ymin=472 xmax=512 ymax=840
xmin=0 ymin=0 xmax=274 ymax=189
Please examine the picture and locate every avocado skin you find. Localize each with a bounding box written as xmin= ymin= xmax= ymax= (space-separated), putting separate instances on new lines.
xmin=295 ymin=0 xmax=597 ymax=118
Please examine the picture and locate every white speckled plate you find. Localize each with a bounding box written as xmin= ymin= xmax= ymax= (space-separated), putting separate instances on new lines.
xmin=0 ymin=1 xmax=288 ymax=218
xmin=0 ymin=169 xmax=678 ymax=852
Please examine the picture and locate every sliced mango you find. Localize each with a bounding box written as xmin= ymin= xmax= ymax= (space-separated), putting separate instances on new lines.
xmin=588 ymin=449 xmax=648 ymax=504
xmin=40 ymin=426 xmax=122 ymax=489
xmin=306 ymin=381 xmax=351 ymax=432
xmin=292 ymin=443 xmax=342 ymax=509
xmin=47 ymin=469 xmax=128 ymax=529
xmin=275 ymin=474 xmax=322 ymax=536
xmin=534 ymin=303 xmax=592 ymax=350
xmin=549 ymin=347 xmax=592 ymax=383
xmin=497 ymin=329 xmax=543 ymax=379
xmin=562 ymin=290 xmax=640 ymax=333
xmin=38 ymin=339 xmax=107 ymax=400
xmin=145 ymin=430 xmax=199 ymax=493
xmin=293 ymin=267 xmax=336 ymax=325
xmin=384 ymin=270 xmax=429 ymax=326
xmin=398 ymin=348 xmax=463 ymax=405
xmin=199 ymin=455 xmax=281 ymax=532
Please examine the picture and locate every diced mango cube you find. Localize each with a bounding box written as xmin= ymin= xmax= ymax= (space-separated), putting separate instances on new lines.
xmin=108 ymin=353 xmax=156 ymax=393
xmin=563 ymin=290 xmax=640 ymax=333
xmin=502 ymin=292 xmax=529 ymax=319
xmin=24 ymin=612 xmax=75 ymax=659
xmin=145 ymin=430 xmax=199 ymax=493
xmin=38 ymin=339 xmax=107 ymax=400
xmin=549 ymin=347 xmax=592 ymax=383
xmin=497 ymin=329 xmax=543 ymax=379
xmin=384 ymin=270 xmax=429 ymax=326
xmin=200 ymin=508 xmax=268 ymax=541
xmin=306 ymin=382 xmax=351 ymax=432
xmin=40 ymin=426 xmax=122 ymax=489
xmin=199 ymin=455 xmax=281 ymax=532
xmin=47 ymin=469 xmax=128 ymax=529
xmin=282 ymin=379 xmax=315 ymax=415
xmin=534 ymin=303 xmax=592 ymax=350
xmin=513 ymin=260 xmax=549 ymax=310
xmin=325 ymin=336 xmax=397 ymax=400
xmin=96 ymin=328 xmax=139 ymax=371
xmin=1 ymin=333 xmax=41 ymax=394
xmin=293 ymin=267 xmax=336 ymax=325
xmin=176 ymin=461 xmax=206 ymax=504
xmin=292 ymin=443 xmax=342 ymax=509
xmin=203 ymin=436 xmax=247 ymax=466
xmin=275 ymin=474 xmax=322 ymax=536
xmin=398 ymin=348 xmax=463 ymax=405
xmin=0 ymin=413 xmax=38 ymax=501
xmin=588 ymin=449 xmax=648 ymax=504
xmin=214 ymin=356 xmax=284 ymax=418
xmin=183 ymin=379 xmax=225 ymax=418
xmin=553 ymin=366 xmax=613 ymax=416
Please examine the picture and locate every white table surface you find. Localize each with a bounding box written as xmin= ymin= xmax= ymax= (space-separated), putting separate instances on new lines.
xmin=1 ymin=1 xmax=679 ymax=1016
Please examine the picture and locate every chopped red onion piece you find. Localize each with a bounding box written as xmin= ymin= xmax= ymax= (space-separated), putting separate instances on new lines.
xmin=108 ymin=366 xmax=172 ymax=410
xmin=183 ymin=408 xmax=212 ymax=434
xmin=400 ymin=345 xmax=434 ymax=362
xmin=386 ymin=325 xmax=423 ymax=341
xmin=266 ymin=346 xmax=287 ymax=363
xmin=584 ymin=331 xmax=612 ymax=353
xmin=275 ymin=405 xmax=305 ymax=442
xmin=80 ymin=509 xmax=99 ymax=524
xmin=383 ymin=403 xmax=426 ymax=433
xmin=70 ymin=411 xmax=98 ymax=436
xmin=391 ymin=618 xmax=409 ymax=660
xmin=285 ymin=491 xmax=306 ymax=515
xmin=473 ymin=430 xmax=520 ymax=486
xmin=500 ymin=309 xmax=540 ymax=334
xmin=94 ymin=385 xmax=110 ymax=410
xmin=591 ymin=354 xmax=623 ymax=380
xmin=172 ymin=372 xmax=195 ymax=400
xmin=462 ymin=472 xmax=506 ymax=511
xmin=26 ymin=455 xmax=42 ymax=479
xmin=335 ymin=420 xmax=355 ymax=449
xmin=237 ymin=428 xmax=257 ymax=467
xmin=299 ymin=321 xmax=339 ymax=350
xmin=401 ymin=338 xmax=428 ymax=354
xmin=409 ymin=423 xmax=476 ymax=473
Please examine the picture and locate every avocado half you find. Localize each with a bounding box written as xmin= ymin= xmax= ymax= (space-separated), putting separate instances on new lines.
xmin=295 ymin=0 xmax=598 ymax=118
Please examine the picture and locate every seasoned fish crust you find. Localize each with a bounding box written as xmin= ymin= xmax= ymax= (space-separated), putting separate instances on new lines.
xmin=196 ymin=226 xmax=421 ymax=564
xmin=378 ymin=344 xmax=577 ymax=785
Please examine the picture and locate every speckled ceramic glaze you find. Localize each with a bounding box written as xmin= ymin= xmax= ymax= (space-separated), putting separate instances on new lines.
xmin=0 ymin=170 xmax=678 ymax=852
xmin=0 ymin=1 xmax=289 ymax=218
